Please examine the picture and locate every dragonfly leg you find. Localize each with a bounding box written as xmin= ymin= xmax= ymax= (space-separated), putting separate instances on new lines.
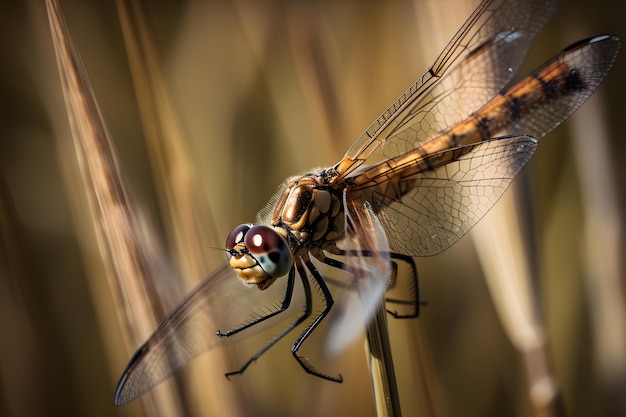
xmin=290 ymin=258 xmax=343 ymax=383
xmin=217 ymin=266 xmax=296 ymax=338
xmin=319 ymin=248 xmax=423 ymax=318
xmin=224 ymin=260 xmax=313 ymax=380
xmin=385 ymin=253 xmax=424 ymax=318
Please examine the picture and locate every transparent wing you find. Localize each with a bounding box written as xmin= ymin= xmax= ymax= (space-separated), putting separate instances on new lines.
xmin=493 ymin=35 xmax=621 ymax=140
xmin=114 ymin=262 xmax=302 ymax=406
xmin=324 ymin=195 xmax=391 ymax=356
xmin=337 ymin=0 xmax=560 ymax=177
xmin=349 ymin=35 xmax=620 ymax=256
xmin=368 ymin=135 xmax=538 ymax=256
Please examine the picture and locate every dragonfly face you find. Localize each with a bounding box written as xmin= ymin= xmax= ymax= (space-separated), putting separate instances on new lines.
xmin=225 ymin=224 xmax=292 ymax=289
xmin=114 ymin=0 xmax=620 ymax=407
xmin=225 ymin=169 xmax=347 ymax=290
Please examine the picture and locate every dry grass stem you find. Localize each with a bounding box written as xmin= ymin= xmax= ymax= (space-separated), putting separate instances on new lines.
xmin=569 ymin=89 xmax=626 ymax=410
xmin=46 ymin=0 xmax=185 ymax=415
xmin=365 ymin=302 xmax=402 ymax=417
xmin=472 ymin=192 xmax=561 ymax=413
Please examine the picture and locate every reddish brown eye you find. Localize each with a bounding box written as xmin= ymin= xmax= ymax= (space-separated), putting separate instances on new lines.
xmin=244 ymin=225 xmax=292 ymax=277
xmin=225 ymin=224 xmax=251 ymax=251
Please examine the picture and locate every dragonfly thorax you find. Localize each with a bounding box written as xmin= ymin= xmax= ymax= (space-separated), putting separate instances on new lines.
xmin=271 ymin=172 xmax=345 ymax=249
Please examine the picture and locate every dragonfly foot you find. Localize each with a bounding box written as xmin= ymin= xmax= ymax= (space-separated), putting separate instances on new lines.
xmin=224 ymin=371 xmax=239 ymax=381
xmin=294 ymin=353 xmax=343 ymax=383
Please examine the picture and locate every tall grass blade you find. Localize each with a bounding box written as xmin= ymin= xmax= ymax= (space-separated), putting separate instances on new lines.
xmin=45 ymin=0 xmax=185 ymax=414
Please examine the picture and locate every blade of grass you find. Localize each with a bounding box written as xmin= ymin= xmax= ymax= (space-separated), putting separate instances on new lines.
xmin=472 ymin=189 xmax=563 ymax=415
xmin=45 ymin=0 xmax=185 ymax=415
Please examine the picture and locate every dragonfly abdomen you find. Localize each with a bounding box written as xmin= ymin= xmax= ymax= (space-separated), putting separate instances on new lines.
xmin=450 ymin=61 xmax=585 ymax=147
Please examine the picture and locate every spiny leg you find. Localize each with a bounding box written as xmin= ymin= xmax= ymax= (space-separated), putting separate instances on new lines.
xmin=217 ymin=266 xmax=297 ymax=338
xmin=384 ymin=253 xmax=422 ymax=318
xmin=290 ymin=257 xmax=343 ymax=383
xmin=220 ymin=265 xmax=312 ymax=379
xmin=318 ymin=248 xmax=422 ymax=318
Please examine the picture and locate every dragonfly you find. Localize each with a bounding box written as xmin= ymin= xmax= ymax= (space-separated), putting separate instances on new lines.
xmin=114 ymin=0 xmax=619 ymax=406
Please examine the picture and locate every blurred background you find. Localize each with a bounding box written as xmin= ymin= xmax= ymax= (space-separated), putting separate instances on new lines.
xmin=1 ymin=0 xmax=625 ymax=416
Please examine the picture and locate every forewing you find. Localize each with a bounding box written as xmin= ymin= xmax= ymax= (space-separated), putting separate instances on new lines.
xmin=114 ymin=262 xmax=299 ymax=406
xmin=352 ymin=35 xmax=620 ymax=257
xmin=339 ymin=0 xmax=560 ymax=176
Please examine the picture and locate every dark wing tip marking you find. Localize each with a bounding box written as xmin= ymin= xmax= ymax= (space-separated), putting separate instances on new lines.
xmin=564 ymin=69 xmax=586 ymax=92
xmin=114 ymin=346 xmax=148 ymax=406
xmin=561 ymin=34 xmax=621 ymax=94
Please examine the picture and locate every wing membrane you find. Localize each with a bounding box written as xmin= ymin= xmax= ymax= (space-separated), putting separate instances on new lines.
xmin=339 ymin=0 xmax=560 ymax=176
xmin=495 ymin=35 xmax=621 ymax=140
xmin=348 ymin=35 xmax=620 ymax=256
xmin=114 ymin=262 xmax=303 ymax=405
xmin=368 ymin=135 xmax=538 ymax=255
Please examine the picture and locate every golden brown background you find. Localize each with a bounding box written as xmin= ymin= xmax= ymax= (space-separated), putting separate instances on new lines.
xmin=1 ymin=0 xmax=625 ymax=416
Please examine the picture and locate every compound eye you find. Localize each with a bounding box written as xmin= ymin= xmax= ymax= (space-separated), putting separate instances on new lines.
xmin=244 ymin=225 xmax=292 ymax=277
xmin=225 ymin=224 xmax=252 ymax=253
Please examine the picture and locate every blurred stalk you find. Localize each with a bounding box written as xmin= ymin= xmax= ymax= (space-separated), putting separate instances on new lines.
xmin=45 ymin=0 xmax=185 ymax=415
xmin=0 ymin=175 xmax=47 ymax=417
xmin=472 ymin=191 xmax=563 ymax=416
xmin=115 ymin=1 xmax=244 ymax=414
xmin=569 ymin=90 xmax=626 ymax=411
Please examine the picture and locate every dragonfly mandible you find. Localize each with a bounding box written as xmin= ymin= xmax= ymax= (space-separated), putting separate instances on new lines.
xmin=114 ymin=0 xmax=620 ymax=406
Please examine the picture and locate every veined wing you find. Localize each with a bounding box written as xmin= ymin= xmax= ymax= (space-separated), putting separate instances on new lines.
xmin=360 ymin=135 xmax=538 ymax=256
xmin=348 ymin=35 xmax=620 ymax=256
xmin=334 ymin=0 xmax=561 ymax=179
xmin=114 ymin=262 xmax=303 ymax=406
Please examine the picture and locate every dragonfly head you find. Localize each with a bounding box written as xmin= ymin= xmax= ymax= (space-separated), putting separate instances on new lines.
xmin=226 ymin=224 xmax=293 ymax=290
